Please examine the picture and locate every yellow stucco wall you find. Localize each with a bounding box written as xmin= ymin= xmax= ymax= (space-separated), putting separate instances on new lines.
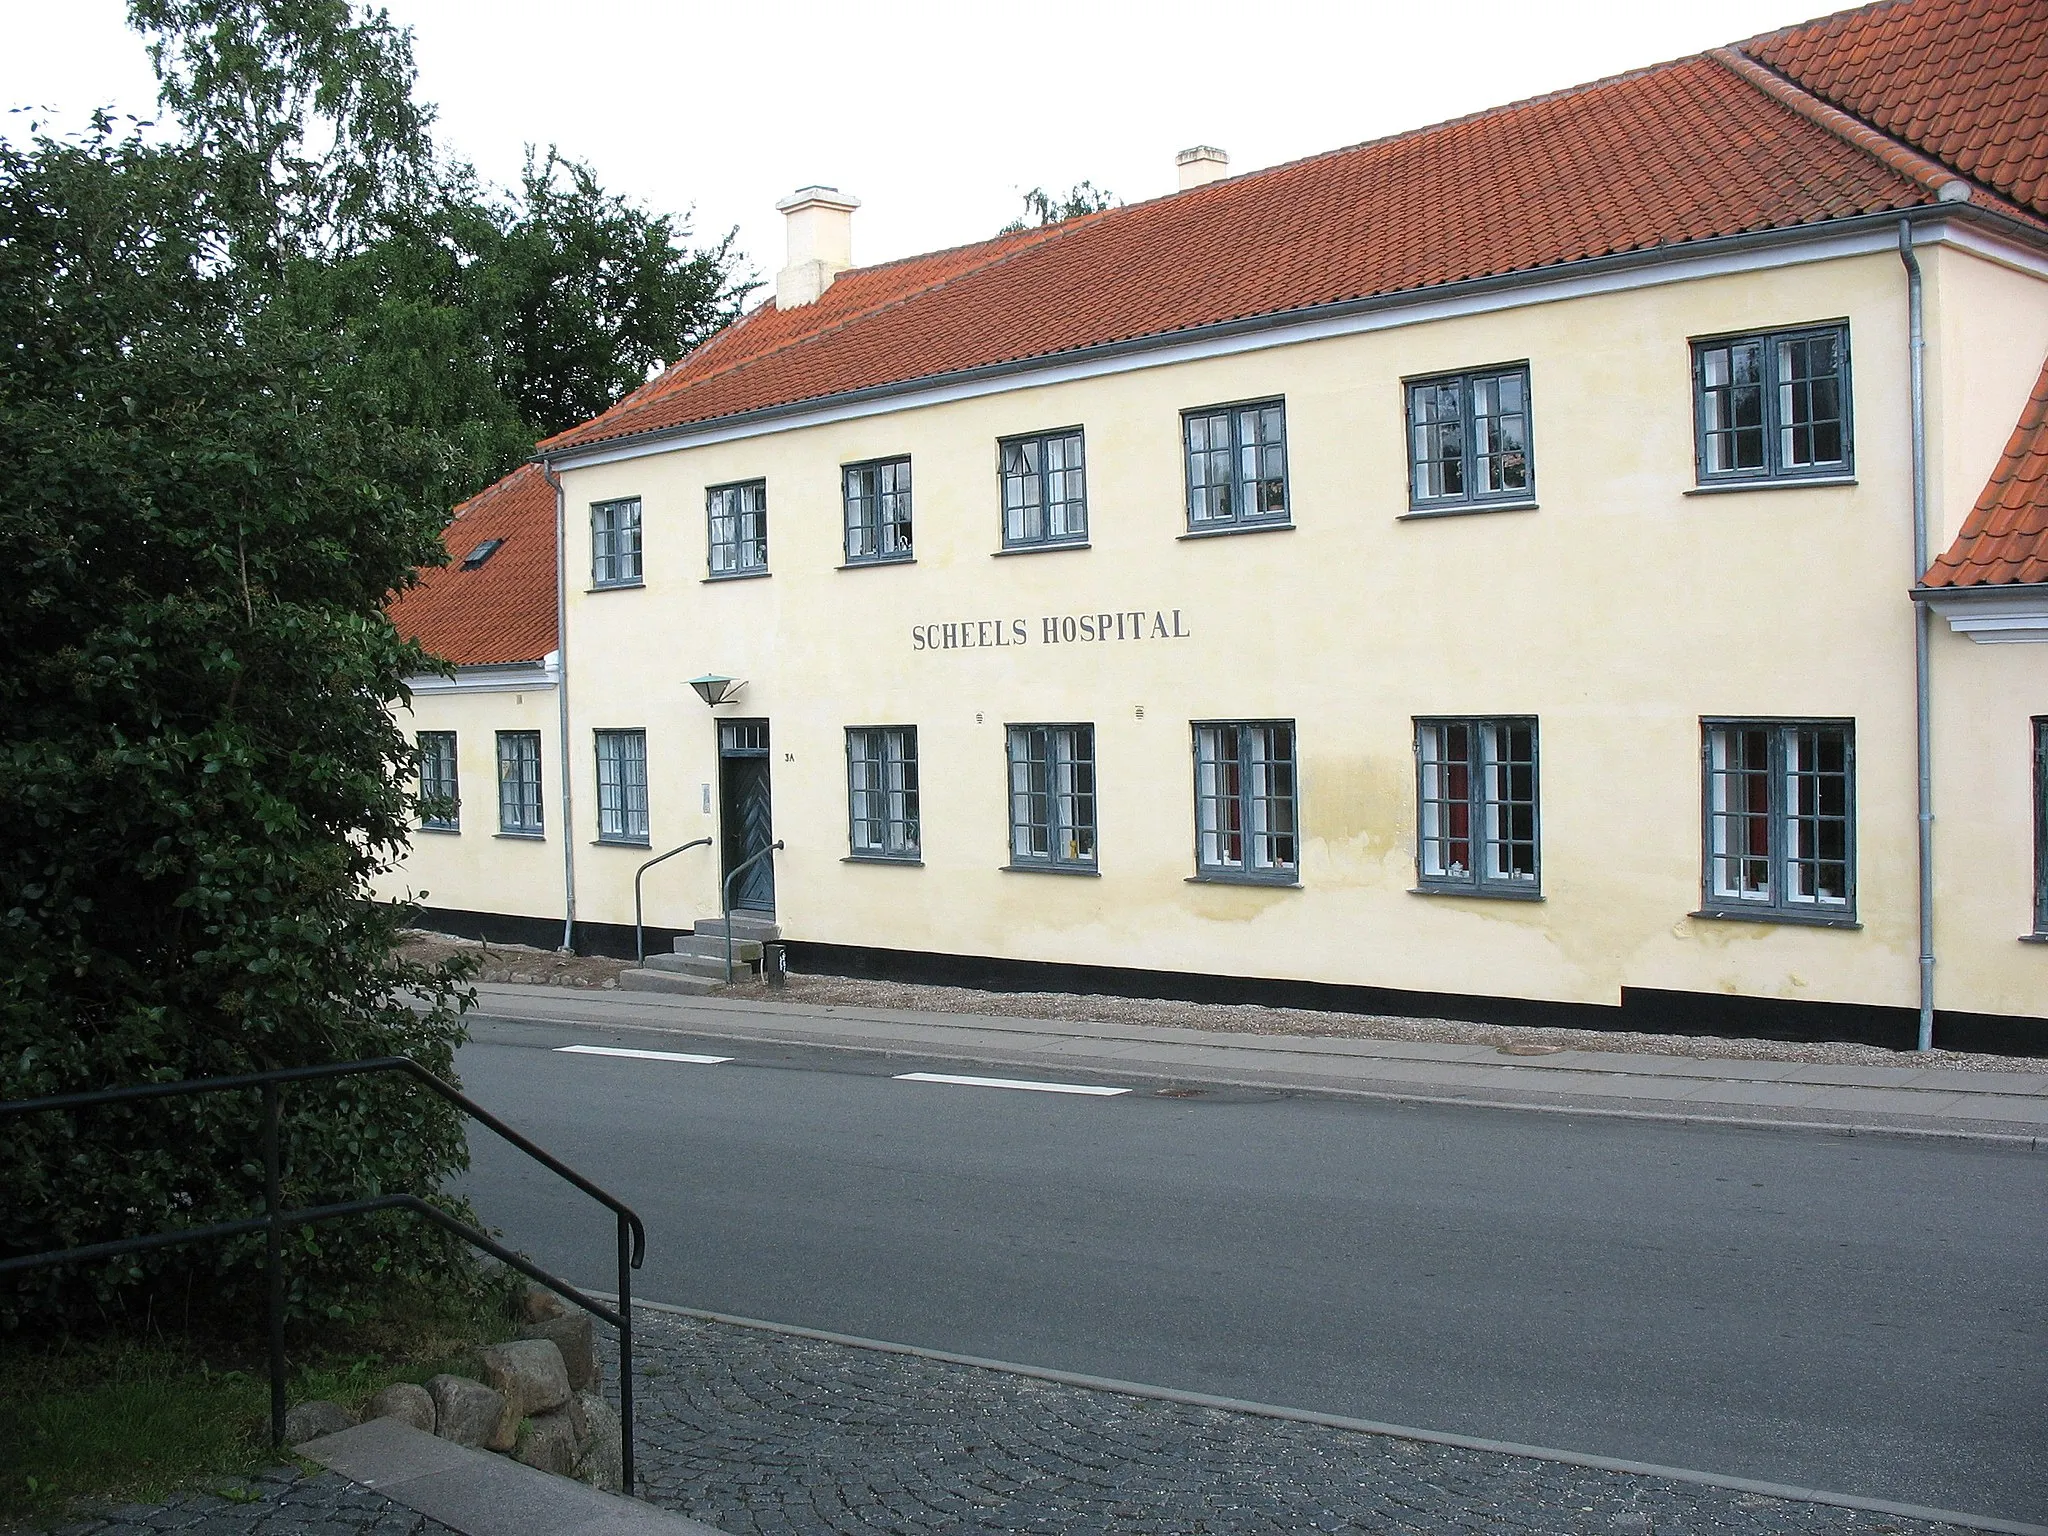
xmin=375 ymin=685 xmax=564 ymax=924
xmin=393 ymin=232 xmax=2048 ymax=1024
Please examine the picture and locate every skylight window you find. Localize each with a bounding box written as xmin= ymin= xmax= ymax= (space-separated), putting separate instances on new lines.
xmin=461 ymin=538 xmax=505 ymax=569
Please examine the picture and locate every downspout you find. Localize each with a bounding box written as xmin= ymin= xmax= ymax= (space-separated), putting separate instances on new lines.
xmin=544 ymin=460 xmax=577 ymax=954
xmin=1899 ymin=219 xmax=1935 ymax=1052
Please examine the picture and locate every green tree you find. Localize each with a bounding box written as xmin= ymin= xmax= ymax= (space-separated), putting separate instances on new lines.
xmin=0 ymin=118 xmax=475 ymax=1331
xmin=1000 ymin=180 xmax=1119 ymax=234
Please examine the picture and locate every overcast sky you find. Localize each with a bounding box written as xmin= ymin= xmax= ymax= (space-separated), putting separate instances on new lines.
xmin=6 ymin=0 xmax=1842 ymax=291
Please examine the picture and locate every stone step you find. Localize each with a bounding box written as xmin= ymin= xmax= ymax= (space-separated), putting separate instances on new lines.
xmin=672 ymin=936 xmax=763 ymax=963
xmin=692 ymin=915 xmax=780 ymax=942
xmin=617 ymin=968 xmax=721 ymax=996
xmin=642 ymin=951 xmax=753 ymax=981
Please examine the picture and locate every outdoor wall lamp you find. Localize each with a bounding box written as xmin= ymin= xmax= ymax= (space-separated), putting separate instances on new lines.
xmin=686 ymin=674 xmax=746 ymax=707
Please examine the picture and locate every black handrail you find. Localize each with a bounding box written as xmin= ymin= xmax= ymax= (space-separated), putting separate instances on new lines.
xmin=721 ymin=839 xmax=784 ymax=983
xmin=0 ymin=1057 xmax=645 ymax=1489
xmin=635 ymin=837 xmax=711 ymax=962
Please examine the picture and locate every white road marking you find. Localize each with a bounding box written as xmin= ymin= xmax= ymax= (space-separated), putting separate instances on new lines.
xmin=555 ymin=1045 xmax=733 ymax=1065
xmin=893 ymin=1071 xmax=1128 ymax=1096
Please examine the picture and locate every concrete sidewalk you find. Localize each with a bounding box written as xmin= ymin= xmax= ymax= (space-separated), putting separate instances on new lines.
xmin=465 ymin=983 xmax=2048 ymax=1145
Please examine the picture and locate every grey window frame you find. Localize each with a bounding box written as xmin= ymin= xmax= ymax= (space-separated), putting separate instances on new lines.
xmin=2034 ymin=718 xmax=2047 ymax=937
xmin=1414 ymin=717 xmax=1540 ymax=897
xmin=591 ymin=497 xmax=643 ymax=587
xmin=1404 ymin=363 xmax=1534 ymax=510
xmin=594 ymin=728 xmax=650 ymax=846
xmin=707 ymin=479 xmax=768 ymax=577
xmin=496 ymin=730 xmax=544 ymax=836
xmin=1699 ymin=719 xmax=1856 ymax=924
xmin=418 ymin=730 xmax=459 ymax=831
xmin=1691 ymin=322 xmax=1853 ymax=484
xmin=997 ymin=428 xmax=1088 ymax=550
xmin=1192 ymin=721 xmax=1298 ymax=884
xmin=1006 ymin=723 xmax=1097 ymax=872
xmin=843 ymin=457 xmax=913 ymax=565
xmin=846 ymin=726 xmax=920 ymax=861
xmin=1182 ymin=397 xmax=1289 ymax=531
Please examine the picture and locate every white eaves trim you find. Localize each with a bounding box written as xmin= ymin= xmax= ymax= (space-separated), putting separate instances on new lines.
xmin=543 ymin=218 xmax=2014 ymax=474
xmin=1923 ymin=592 xmax=2048 ymax=642
xmin=406 ymin=651 xmax=561 ymax=693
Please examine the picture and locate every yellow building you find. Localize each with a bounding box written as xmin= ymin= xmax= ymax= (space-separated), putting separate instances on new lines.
xmin=383 ymin=0 xmax=2048 ymax=1051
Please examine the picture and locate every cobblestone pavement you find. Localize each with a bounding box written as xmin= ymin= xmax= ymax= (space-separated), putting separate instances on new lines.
xmin=618 ymin=1309 xmax=1982 ymax=1536
xmin=28 ymin=1465 xmax=457 ymax=1536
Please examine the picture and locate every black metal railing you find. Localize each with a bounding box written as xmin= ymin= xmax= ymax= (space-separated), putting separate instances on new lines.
xmin=635 ymin=837 xmax=712 ymax=963
xmin=0 ymin=1057 xmax=646 ymax=1488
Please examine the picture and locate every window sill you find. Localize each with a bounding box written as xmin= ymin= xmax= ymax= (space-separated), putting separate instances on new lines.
xmin=1684 ymin=475 xmax=1856 ymax=496
xmin=1003 ymin=863 xmax=1100 ymax=878
xmin=2019 ymin=932 xmax=2048 ymax=945
xmin=1177 ymin=521 xmax=1294 ymax=541
xmin=991 ymin=541 xmax=1090 ymax=558
xmin=1186 ymin=873 xmax=1300 ymax=888
xmin=494 ymin=831 xmax=546 ymax=841
xmin=837 ymin=557 xmax=916 ymax=570
xmin=1398 ymin=499 xmax=1539 ymax=521
xmin=844 ymin=854 xmax=923 ymax=866
xmin=419 ymin=824 xmax=461 ymax=836
xmin=703 ymin=569 xmax=772 ymax=583
xmin=1688 ymin=907 xmax=1861 ymax=930
xmin=592 ymin=838 xmax=652 ymax=849
xmin=587 ymin=580 xmax=645 ymax=593
xmin=1409 ymin=884 xmax=1544 ymax=902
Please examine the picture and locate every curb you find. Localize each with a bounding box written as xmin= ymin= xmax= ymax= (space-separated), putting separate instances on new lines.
xmin=611 ymin=1296 xmax=2048 ymax=1536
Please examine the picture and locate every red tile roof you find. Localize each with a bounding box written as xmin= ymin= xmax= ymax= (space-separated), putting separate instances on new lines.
xmin=540 ymin=0 xmax=2047 ymax=458
xmin=1744 ymin=0 xmax=2048 ymax=217
xmin=389 ymin=461 xmax=559 ymax=666
xmin=1923 ymin=354 xmax=2048 ymax=588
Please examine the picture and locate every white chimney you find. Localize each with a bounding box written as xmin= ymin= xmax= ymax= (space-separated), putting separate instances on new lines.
xmin=1176 ymin=146 xmax=1229 ymax=190
xmin=775 ymin=185 xmax=860 ymax=308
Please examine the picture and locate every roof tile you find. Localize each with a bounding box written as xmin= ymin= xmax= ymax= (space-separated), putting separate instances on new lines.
xmin=388 ymin=462 xmax=559 ymax=665
xmin=1923 ymin=353 xmax=2048 ymax=587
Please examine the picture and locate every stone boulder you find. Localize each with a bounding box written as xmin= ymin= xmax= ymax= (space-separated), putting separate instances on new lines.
xmin=572 ymin=1389 xmax=624 ymax=1493
xmin=367 ymin=1381 xmax=436 ymax=1433
xmin=517 ymin=1311 xmax=599 ymax=1392
xmin=518 ymin=1282 xmax=568 ymax=1324
xmin=477 ymin=1338 xmax=571 ymax=1450
xmin=283 ymin=1399 xmax=353 ymax=1444
xmin=513 ymin=1406 xmax=580 ymax=1477
xmin=426 ymin=1373 xmax=506 ymax=1449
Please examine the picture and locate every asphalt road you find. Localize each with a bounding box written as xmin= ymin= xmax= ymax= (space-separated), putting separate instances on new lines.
xmin=453 ymin=1013 xmax=2046 ymax=1524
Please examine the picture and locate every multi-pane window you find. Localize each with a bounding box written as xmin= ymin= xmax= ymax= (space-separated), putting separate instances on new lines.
xmin=1184 ymin=399 xmax=1288 ymax=530
xmin=1702 ymin=721 xmax=1854 ymax=920
xmin=2034 ymin=719 xmax=2047 ymax=936
xmin=1415 ymin=719 xmax=1539 ymax=895
xmin=497 ymin=731 xmax=543 ymax=835
xmin=594 ymin=729 xmax=649 ymax=845
xmin=418 ymin=731 xmax=459 ymax=831
xmin=998 ymin=429 xmax=1087 ymax=548
xmin=844 ymin=457 xmax=913 ymax=564
xmin=1406 ymin=365 xmax=1532 ymax=508
xmin=591 ymin=498 xmax=642 ymax=586
xmin=1193 ymin=722 xmax=1297 ymax=881
xmin=846 ymin=726 xmax=920 ymax=859
xmin=707 ymin=480 xmax=768 ymax=575
xmin=1693 ymin=324 xmax=1852 ymax=482
xmin=1006 ymin=725 xmax=1096 ymax=870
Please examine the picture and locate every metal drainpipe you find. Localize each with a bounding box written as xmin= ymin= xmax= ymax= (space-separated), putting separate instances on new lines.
xmin=544 ymin=460 xmax=577 ymax=954
xmin=1899 ymin=219 xmax=1935 ymax=1053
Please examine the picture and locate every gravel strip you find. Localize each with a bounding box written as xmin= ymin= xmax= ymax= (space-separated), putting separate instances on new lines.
xmin=403 ymin=933 xmax=2046 ymax=1074
xmin=613 ymin=1308 xmax=1989 ymax=1536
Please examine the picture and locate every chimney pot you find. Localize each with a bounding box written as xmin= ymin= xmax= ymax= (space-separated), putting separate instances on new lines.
xmin=775 ymin=185 xmax=860 ymax=309
xmin=1176 ymin=146 xmax=1230 ymax=190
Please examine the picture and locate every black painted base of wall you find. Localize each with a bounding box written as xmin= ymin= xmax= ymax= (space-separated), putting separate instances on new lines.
xmin=403 ymin=905 xmax=686 ymax=962
xmin=398 ymin=907 xmax=2043 ymax=1056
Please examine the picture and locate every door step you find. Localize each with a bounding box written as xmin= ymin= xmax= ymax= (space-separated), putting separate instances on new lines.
xmin=617 ymin=969 xmax=721 ymax=996
xmin=693 ymin=915 xmax=780 ymax=943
